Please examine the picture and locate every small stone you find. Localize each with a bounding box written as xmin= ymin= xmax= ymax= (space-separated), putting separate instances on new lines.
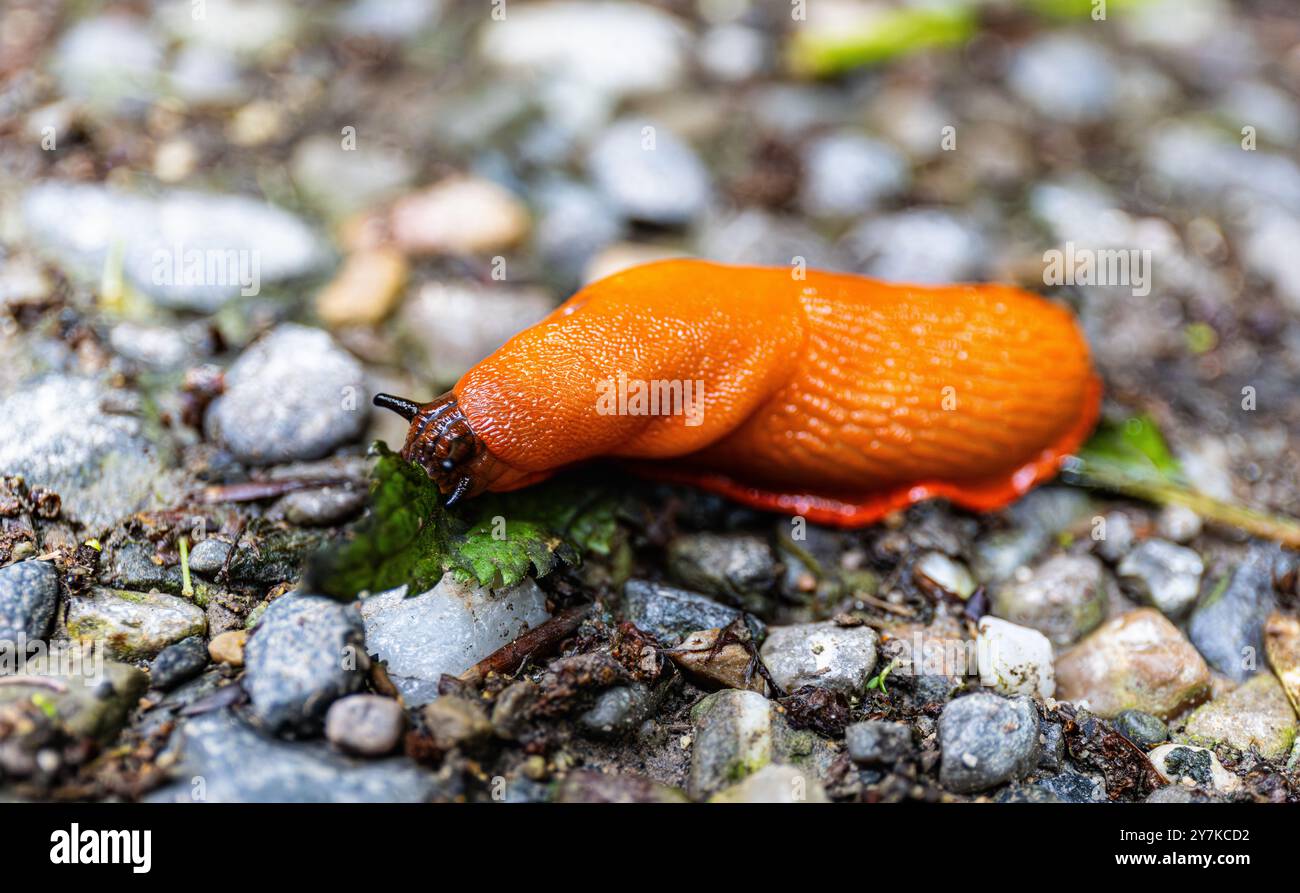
xmin=66 ymin=588 xmax=207 ymax=661
xmin=316 ymin=248 xmax=409 ymax=329
xmin=243 ymin=594 xmax=367 ymax=737
xmin=22 ymin=183 xmax=327 ymax=313
xmin=389 ymin=176 xmax=530 ymax=255
xmin=991 ymin=553 xmax=1108 ymax=647
xmin=1092 ymin=511 xmax=1136 ymax=563
xmin=759 ymin=622 xmax=878 ymax=695
xmin=688 ymin=688 xmax=773 ymax=799
xmin=666 ymin=628 xmax=766 ymax=693
xmin=490 ymin=680 xmax=539 ymax=740
xmin=50 ymin=15 xmax=163 ymax=110
xmin=587 ymin=120 xmax=711 ymax=226
xmin=845 ymin=721 xmax=913 ymax=766
xmin=1156 ymin=505 xmax=1202 ymax=543
xmin=666 ymin=533 xmax=777 ymax=613
xmin=478 ymin=2 xmax=690 ymax=99
xmin=205 ymin=324 xmax=367 ymax=465
xmin=1147 ymin=743 xmax=1241 ymax=794
xmin=976 ymin=616 xmax=1055 ymax=699
xmin=1034 ymin=770 xmax=1107 ymax=803
xmin=554 ymin=769 xmax=688 ymax=804
xmin=709 ymin=764 xmax=828 ymax=803
xmin=0 ymin=559 xmax=59 ymax=644
xmin=209 ymin=630 xmax=249 ymax=666
xmin=290 ymin=135 xmax=415 ymax=220
xmin=1114 ymin=710 xmax=1168 ymax=749
xmin=276 ymin=485 xmax=367 ymax=527
xmin=1038 ymin=721 xmax=1067 ymax=772
xmin=531 ymin=179 xmax=624 ymax=283
xmin=1179 ymin=672 xmax=1297 ymax=759
xmin=974 ymin=488 xmax=1093 ymax=584
xmin=938 ymin=693 xmax=1040 ymax=793
xmin=698 ymin=24 xmax=768 ymax=83
xmin=1188 ymin=546 xmax=1278 ymax=682
xmin=1008 ymin=34 xmax=1117 ymax=123
xmin=913 ymin=551 xmax=977 ymax=599
xmin=360 ymin=574 xmax=551 ymax=706
xmin=622 ymin=579 xmax=762 ymax=646
xmin=325 ymin=694 xmax=405 ymax=756
xmin=577 ymin=684 xmax=656 ymax=738
xmin=1055 ymin=608 xmax=1210 ymax=719
xmin=149 ymin=637 xmax=210 ymax=691
xmin=1118 ymin=540 xmax=1203 ymax=617
xmin=421 ymin=695 xmax=492 ymax=750
xmin=188 ymin=539 xmax=233 ymax=575
xmin=799 ymin=132 xmax=907 ymax=218
xmin=1264 ymin=611 xmax=1300 ymax=715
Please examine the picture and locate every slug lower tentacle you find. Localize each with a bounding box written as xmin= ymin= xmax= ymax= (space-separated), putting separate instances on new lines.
xmin=376 ymin=259 xmax=1101 ymax=527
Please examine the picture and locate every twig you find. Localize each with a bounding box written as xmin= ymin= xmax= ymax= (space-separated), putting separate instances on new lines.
xmin=458 ymin=604 xmax=592 ymax=685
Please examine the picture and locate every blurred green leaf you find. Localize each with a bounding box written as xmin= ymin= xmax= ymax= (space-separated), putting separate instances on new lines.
xmin=788 ymin=5 xmax=975 ymax=77
xmin=304 ymin=443 xmax=620 ymax=599
xmin=1065 ymin=416 xmax=1300 ymax=547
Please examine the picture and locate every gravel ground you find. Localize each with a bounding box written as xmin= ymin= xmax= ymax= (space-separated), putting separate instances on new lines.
xmin=1 ymin=0 xmax=1299 ymax=804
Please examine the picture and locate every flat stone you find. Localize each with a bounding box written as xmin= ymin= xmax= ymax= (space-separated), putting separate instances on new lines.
xmin=389 ymin=176 xmax=530 ymax=256
xmin=1180 ymin=672 xmax=1297 ymax=759
xmin=1114 ymin=709 xmax=1168 ymax=749
xmin=359 ymin=574 xmax=551 ymax=706
xmin=759 ymin=622 xmax=878 ymax=695
xmin=66 ymin=588 xmax=207 ymax=661
xmin=1055 ymin=608 xmax=1210 ymax=719
xmin=938 ymin=693 xmax=1040 ymax=793
xmin=992 ymin=553 xmax=1108 ymax=647
xmin=1188 ymin=546 xmax=1278 ymax=682
xmin=147 ymin=709 xmax=443 ymax=803
xmin=0 ymin=559 xmax=59 ymax=644
xmin=243 ymin=594 xmax=367 ymax=737
xmin=622 ymin=579 xmax=762 ymax=646
xmin=587 ymin=119 xmax=711 ymax=226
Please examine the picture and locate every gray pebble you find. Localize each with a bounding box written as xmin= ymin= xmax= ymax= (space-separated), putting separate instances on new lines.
xmin=587 ymin=119 xmax=710 ymax=226
xmin=1118 ymin=539 xmax=1203 ymax=617
xmin=938 ymin=693 xmax=1040 ymax=793
xmin=759 ymin=622 xmax=878 ymax=695
xmin=324 ymin=694 xmax=405 ymax=756
xmin=845 ymin=721 xmax=913 ymax=766
xmin=0 ymin=559 xmax=59 ymax=644
xmin=149 ymin=636 xmax=210 ymax=691
xmin=1115 ymin=709 xmax=1169 ymax=749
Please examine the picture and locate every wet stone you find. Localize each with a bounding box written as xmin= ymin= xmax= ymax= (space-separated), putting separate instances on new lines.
xmin=243 ymin=594 xmax=367 ymax=737
xmin=710 ymin=764 xmax=828 ymax=803
xmin=1147 ymin=743 xmax=1241 ymax=794
xmin=799 ymin=132 xmax=908 ymax=218
xmin=205 ymin=324 xmax=368 ymax=465
xmin=188 ymin=539 xmax=233 ymax=576
xmin=0 ymin=655 xmax=147 ymax=742
xmin=577 ymin=684 xmax=656 ymax=739
xmin=587 ymin=119 xmax=711 ymax=226
xmin=0 ymin=559 xmax=59 ymax=644
xmin=149 ymin=636 xmax=210 ymax=691
xmin=938 ymin=693 xmax=1040 ymax=793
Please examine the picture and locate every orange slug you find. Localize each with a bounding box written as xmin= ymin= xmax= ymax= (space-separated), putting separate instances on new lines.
xmin=375 ymin=259 xmax=1101 ymax=528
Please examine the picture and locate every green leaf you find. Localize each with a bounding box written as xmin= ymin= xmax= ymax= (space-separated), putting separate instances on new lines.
xmin=787 ymin=4 xmax=975 ymax=77
xmin=1064 ymin=416 xmax=1300 ymax=547
xmin=304 ymin=443 xmax=620 ymax=600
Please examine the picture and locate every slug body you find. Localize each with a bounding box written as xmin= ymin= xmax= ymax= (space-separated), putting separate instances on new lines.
xmin=378 ymin=260 xmax=1101 ymax=527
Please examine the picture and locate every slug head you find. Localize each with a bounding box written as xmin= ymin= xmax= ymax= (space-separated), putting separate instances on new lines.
xmin=373 ymin=391 xmax=496 ymax=506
